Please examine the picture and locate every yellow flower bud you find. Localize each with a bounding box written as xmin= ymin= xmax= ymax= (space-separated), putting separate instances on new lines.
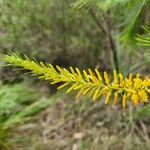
xmin=113 ymin=92 xmax=118 ymax=105
xmin=131 ymin=94 xmax=139 ymax=105
xmin=129 ymin=73 xmax=133 ymax=81
xmin=119 ymin=73 xmax=124 ymax=87
xmin=104 ymin=71 xmax=110 ymax=85
xmin=105 ymin=91 xmax=111 ymax=104
xmin=143 ymin=78 xmax=150 ymax=86
xmin=133 ymin=77 xmax=143 ymax=89
xmin=125 ymin=79 xmax=132 ymax=87
xmin=113 ymin=70 xmax=118 ymax=83
xmin=125 ymin=73 xmax=133 ymax=87
xmin=122 ymin=94 xmax=127 ymax=108
xmin=138 ymin=90 xmax=148 ymax=103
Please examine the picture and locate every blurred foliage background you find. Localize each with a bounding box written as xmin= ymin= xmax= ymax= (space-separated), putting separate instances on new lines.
xmin=0 ymin=0 xmax=150 ymax=149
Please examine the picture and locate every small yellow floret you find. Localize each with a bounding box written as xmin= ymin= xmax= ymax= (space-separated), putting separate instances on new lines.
xmin=131 ymin=94 xmax=139 ymax=105
xmin=138 ymin=90 xmax=148 ymax=103
xmin=105 ymin=91 xmax=111 ymax=104
xmin=104 ymin=71 xmax=110 ymax=85
xmin=113 ymin=92 xmax=118 ymax=105
xmin=125 ymin=79 xmax=132 ymax=87
xmin=125 ymin=73 xmax=133 ymax=87
xmin=113 ymin=70 xmax=118 ymax=83
xmin=122 ymin=94 xmax=127 ymax=108
xmin=133 ymin=75 xmax=143 ymax=89
xmin=119 ymin=73 xmax=124 ymax=87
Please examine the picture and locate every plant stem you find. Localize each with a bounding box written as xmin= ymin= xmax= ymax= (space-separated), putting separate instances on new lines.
xmin=89 ymin=8 xmax=119 ymax=73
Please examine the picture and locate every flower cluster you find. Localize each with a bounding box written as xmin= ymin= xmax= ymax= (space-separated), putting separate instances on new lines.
xmin=103 ymin=71 xmax=150 ymax=107
xmin=3 ymin=52 xmax=150 ymax=108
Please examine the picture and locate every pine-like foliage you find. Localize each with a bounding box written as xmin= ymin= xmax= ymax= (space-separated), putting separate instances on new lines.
xmin=136 ymin=26 xmax=150 ymax=46
xmin=3 ymin=52 xmax=150 ymax=108
xmin=73 ymin=0 xmax=149 ymax=43
xmin=0 ymin=82 xmax=55 ymax=148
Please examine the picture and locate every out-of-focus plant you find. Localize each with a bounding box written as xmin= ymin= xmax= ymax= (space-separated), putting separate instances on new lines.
xmin=73 ymin=0 xmax=150 ymax=73
xmin=129 ymin=26 xmax=150 ymax=73
xmin=0 ymin=82 xmax=53 ymax=148
xmin=0 ymin=0 xmax=104 ymax=69
xmin=136 ymin=26 xmax=150 ymax=46
xmin=134 ymin=26 xmax=150 ymax=119
xmin=73 ymin=0 xmax=149 ymax=43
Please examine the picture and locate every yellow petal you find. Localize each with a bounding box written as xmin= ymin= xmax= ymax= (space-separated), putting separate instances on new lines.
xmin=95 ymin=68 xmax=102 ymax=81
xmin=133 ymin=78 xmax=143 ymax=89
xmin=129 ymin=73 xmax=133 ymax=81
xmin=119 ymin=73 xmax=124 ymax=87
xmin=57 ymin=82 xmax=69 ymax=90
xmin=113 ymin=70 xmax=118 ymax=83
xmin=131 ymin=94 xmax=139 ymax=105
xmin=76 ymin=89 xmax=84 ymax=99
xmin=122 ymin=94 xmax=127 ymax=108
xmin=104 ymin=71 xmax=110 ymax=85
xmin=105 ymin=91 xmax=111 ymax=104
xmin=113 ymin=92 xmax=118 ymax=105
xmin=76 ymin=67 xmax=82 ymax=78
xmin=93 ymin=88 xmax=100 ymax=101
xmin=138 ymin=90 xmax=148 ymax=103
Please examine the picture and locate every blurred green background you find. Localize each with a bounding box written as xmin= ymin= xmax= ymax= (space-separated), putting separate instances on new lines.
xmin=0 ymin=0 xmax=150 ymax=149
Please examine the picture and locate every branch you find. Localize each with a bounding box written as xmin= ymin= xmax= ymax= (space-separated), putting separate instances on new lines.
xmin=3 ymin=52 xmax=150 ymax=108
xmin=89 ymin=8 xmax=119 ymax=73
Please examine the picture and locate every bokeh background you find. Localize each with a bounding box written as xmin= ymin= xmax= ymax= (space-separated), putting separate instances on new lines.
xmin=0 ymin=0 xmax=150 ymax=149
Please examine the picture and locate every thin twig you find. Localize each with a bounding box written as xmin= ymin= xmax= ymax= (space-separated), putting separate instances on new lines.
xmin=89 ymin=8 xmax=119 ymax=73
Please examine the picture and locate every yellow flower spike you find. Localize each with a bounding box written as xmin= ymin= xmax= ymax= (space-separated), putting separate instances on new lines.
xmin=122 ymin=94 xmax=127 ymax=108
xmin=119 ymin=73 xmax=124 ymax=87
xmin=3 ymin=52 xmax=150 ymax=108
xmin=113 ymin=92 xmax=118 ymax=105
xmin=105 ymin=91 xmax=111 ymax=104
xmin=131 ymin=94 xmax=139 ymax=105
xmin=104 ymin=71 xmax=110 ymax=85
xmin=113 ymin=70 xmax=118 ymax=83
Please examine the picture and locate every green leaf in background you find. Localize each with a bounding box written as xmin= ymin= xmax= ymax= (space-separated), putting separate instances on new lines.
xmin=0 ymin=82 xmax=61 ymax=148
xmin=135 ymin=104 xmax=150 ymax=119
xmin=136 ymin=26 xmax=150 ymax=46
